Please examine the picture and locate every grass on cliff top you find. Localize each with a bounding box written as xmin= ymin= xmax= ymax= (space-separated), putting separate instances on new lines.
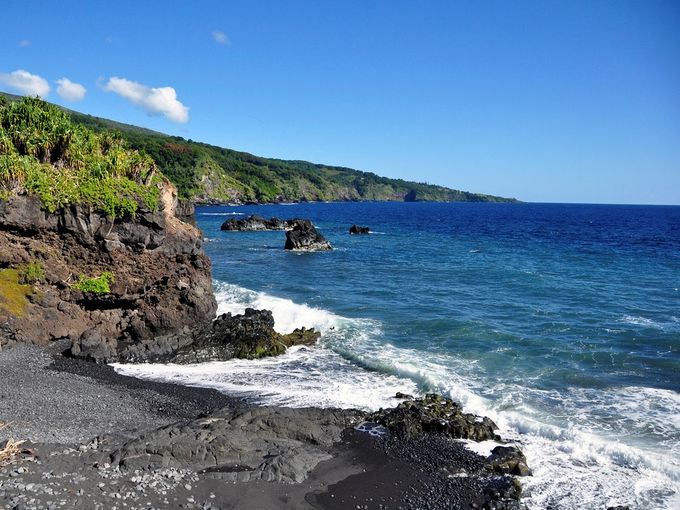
xmin=0 ymin=268 xmax=32 ymax=318
xmin=0 ymin=95 xmax=161 ymax=218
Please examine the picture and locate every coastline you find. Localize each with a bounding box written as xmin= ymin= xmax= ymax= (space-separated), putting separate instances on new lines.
xmin=0 ymin=342 xmax=525 ymax=510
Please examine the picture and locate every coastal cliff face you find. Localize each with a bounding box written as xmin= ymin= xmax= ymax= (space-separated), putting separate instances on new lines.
xmin=0 ymin=181 xmax=216 ymax=361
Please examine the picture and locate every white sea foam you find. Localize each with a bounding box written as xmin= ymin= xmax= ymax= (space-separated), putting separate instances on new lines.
xmin=198 ymin=212 xmax=245 ymax=216
xmin=112 ymin=282 xmax=680 ymax=509
xmin=459 ymin=439 xmax=506 ymax=457
xmin=114 ymin=346 xmax=418 ymax=410
xmin=115 ymin=281 xmax=419 ymax=410
xmin=621 ymin=314 xmax=680 ymax=332
xmin=213 ymin=282 xmax=341 ymax=335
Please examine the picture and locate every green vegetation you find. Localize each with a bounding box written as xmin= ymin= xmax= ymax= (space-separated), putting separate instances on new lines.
xmin=72 ymin=271 xmax=115 ymax=295
xmin=0 ymin=268 xmax=32 ymax=317
xmin=21 ymin=260 xmax=45 ymax=284
xmin=0 ymin=96 xmax=161 ymax=217
xmin=0 ymin=92 xmax=517 ymax=203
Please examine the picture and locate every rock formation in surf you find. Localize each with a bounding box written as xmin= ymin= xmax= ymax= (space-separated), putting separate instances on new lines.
xmin=368 ymin=393 xmax=501 ymax=442
xmin=119 ymin=308 xmax=320 ymax=364
xmin=349 ymin=224 xmax=370 ymax=234
xmin=220 ymin=215 xmax=300 ymax=231
xmin=284 ymin=220 xmax=333 ymax=251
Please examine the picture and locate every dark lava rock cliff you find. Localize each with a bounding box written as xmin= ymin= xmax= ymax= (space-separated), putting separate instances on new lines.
xmin=0 ymin=181 xmax=216 ymax=361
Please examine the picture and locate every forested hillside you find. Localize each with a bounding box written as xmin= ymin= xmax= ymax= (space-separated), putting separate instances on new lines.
xmin=0 ymin=92 xmax=518 ymax=204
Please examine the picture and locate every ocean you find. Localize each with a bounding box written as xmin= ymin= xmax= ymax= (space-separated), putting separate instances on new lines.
xmin=114 ymin=201 xmax=680 ymax=509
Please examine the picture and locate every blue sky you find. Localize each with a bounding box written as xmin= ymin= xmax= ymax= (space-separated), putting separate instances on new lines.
xmin=1 ymin=1 xmax=678 ymax=204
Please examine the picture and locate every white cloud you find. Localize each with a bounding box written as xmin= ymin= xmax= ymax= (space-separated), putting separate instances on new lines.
xmin=0 ymin=69 xmax=50 ymax=97
xmin=19 ymin=40 xmax=31 ymax=48
xmin=212 ymin=30 xmax=230 ymax=45
xmin=56 ymin=78 xmax=86 ymax=101
xmin=104 ymin=77 xmax=189 ymax=123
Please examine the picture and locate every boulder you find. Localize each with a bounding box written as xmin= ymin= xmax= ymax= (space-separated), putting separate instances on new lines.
xmin=120 ymin=308 xmax=320 ymax=363
xmin=349 ymin=224 xmax=370 ymax=234
xmin=284 ymin=220 xmax=332 ymax=251
xmin=486 ymin=445 xmax=532 ymax=476
xmin=220 ymin=215 xmax=298 ymax=231
xmin=368 ymin=393 xmax=500 ymax=441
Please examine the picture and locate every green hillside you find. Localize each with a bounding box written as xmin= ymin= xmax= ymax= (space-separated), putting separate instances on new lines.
xmin=0 ymin=92 xmax=518 ymax=204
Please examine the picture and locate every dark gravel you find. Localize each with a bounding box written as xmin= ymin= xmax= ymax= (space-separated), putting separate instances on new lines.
xmin=0 ymin=342 xmax=236 ymax=444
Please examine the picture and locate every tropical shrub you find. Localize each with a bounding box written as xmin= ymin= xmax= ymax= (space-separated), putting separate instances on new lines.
xmin=21 ymin=260 xmax=45 ymax=284
xmin=72 ymin=271 xmax=115 ymax=295
xmin=0 ymin=97 xmax=161 ymax=217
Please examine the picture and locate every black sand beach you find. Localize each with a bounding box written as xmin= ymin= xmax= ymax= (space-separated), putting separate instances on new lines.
xmin=0 ymin=342 xmax=524 ymax=510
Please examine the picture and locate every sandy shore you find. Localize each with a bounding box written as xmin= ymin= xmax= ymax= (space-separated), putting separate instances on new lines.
xmin=0 ymin=343 xmax=524 ymax=510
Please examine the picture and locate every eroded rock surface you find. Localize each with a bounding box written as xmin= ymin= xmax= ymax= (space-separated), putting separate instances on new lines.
xmin=0 ymin=182 xmax=216 ymax=360
xmin=110 ymin=406 xmax=363 ymax=483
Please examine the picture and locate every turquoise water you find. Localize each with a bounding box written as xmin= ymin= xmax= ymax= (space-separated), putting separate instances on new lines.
xmin=116 ymin=202 xmax=680 ymax=509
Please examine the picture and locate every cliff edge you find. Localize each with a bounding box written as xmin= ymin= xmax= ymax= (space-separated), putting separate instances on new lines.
xmin=0 ymin=96 xmax=216 ymax=360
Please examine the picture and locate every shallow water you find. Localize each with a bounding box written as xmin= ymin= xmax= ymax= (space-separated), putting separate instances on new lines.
xmin=115 ymin=201 xmax=680 ymax=509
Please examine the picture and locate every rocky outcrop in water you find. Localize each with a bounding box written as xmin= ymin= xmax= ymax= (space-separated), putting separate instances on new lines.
xmin=0 ymin=182 xmax=216 ymax=359
xmin=284 ymin=220 xmax=332 ymax=251
xmin=220 ymin=215 xmax=299 ymax=231
xmin=369 ymin=393 xmax=500 ymax=441
xmin=120 ymin=308 xmax=320 ymax=363
xmin=349 ymin=224 xmax=370 ymax=234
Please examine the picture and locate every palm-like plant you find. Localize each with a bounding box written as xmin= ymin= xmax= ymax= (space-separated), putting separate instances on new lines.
xmin=0 ymin=96 xmax=160 ymax=217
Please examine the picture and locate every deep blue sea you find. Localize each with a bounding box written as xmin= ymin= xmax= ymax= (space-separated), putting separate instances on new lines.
xmin=115 ymin=202 xmax=680 ymax=509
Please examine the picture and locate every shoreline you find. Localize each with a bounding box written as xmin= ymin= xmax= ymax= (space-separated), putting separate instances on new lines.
xmin=1 ymin=342 xmax=525 ymax=510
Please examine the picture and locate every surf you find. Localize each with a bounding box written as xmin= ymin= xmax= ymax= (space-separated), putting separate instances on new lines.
xmin=113 ymin=280 xmax=680 ymax=509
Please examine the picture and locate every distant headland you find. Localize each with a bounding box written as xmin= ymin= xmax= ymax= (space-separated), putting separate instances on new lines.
xmin=0 ymin=91 xmax=519 ymax=205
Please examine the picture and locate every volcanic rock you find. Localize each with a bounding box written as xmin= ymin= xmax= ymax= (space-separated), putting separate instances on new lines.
xmin=284 ymin=220 xmax=332 ymax=251
xmin=0 ymin=182 xmax=216 ymax=360
xmin=369 ymin=393 xmax=500 ymax=441
xmin=349 ymin=224 xmax=370 ymax=234
xmin=486 ymin=445 xmax=532 ymax=476
xmin=220 ymin=215 xmax=299 ymax=231
xmin=120 ymin=308 xmax=320 ymax=363
xmin=110 ymin=406 xmax=363 ymax=482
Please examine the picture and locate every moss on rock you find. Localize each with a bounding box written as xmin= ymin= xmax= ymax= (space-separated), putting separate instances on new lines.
xmin=0 ymin=268 xmax=32 ymax=318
